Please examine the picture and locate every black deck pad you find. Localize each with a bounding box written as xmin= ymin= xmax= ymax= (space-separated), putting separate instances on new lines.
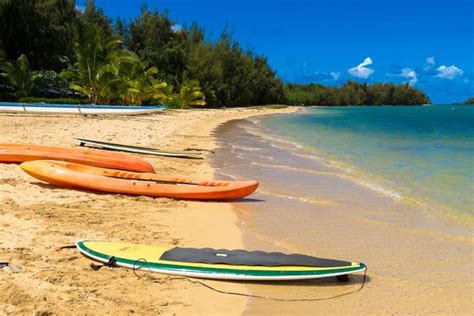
xmin=160 ymin=247 xmax=351 ymax=267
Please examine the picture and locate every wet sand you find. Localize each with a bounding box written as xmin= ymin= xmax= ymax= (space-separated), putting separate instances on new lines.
xmin=0 ymin=107 xmax=297 ymax=315
xmin=212 ymin=119 xmax=474 ymax=314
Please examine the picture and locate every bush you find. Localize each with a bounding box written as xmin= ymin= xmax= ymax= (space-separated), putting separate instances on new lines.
xmin=18 ymin=97 xmax=82 ymax=104
xmin=284 ymin=81 xmax=430 ymax=106
xmin=0 ymin=91 xmax=15 ymax=102
xmin=32 ymin=70 xmax=68 ymax=89
xmin=463 ymin=97 xmax=474 ymax=104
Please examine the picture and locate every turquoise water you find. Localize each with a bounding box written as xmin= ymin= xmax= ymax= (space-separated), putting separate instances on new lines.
xmin=260 ymin=105 xmax=474 ymax=216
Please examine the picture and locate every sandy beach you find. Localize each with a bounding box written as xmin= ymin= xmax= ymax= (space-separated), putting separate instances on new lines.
xmin=1 ymin=0 xmax=471 ymax=314
xmin=1 ymin=106 xmax=472 ymax=315
xmin=0 ymin=106 xmax=297 ymax=315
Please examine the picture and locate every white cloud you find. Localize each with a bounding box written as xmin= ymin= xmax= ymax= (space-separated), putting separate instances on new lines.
xmin=348 ymin=57 xmax=375 ymax=79
xmin=171 ymin=24 xmax=183 ymax=33
xmin=423 ymin=56 xmax=436 ymax=71
xmin=330 ymin=71 xmax=340 ymax=81
xmin=435 ymin=65 xmax=464 ymax=79
xmin=401 ymin=68 xmax=417 ymax=85
xmin=75 ymin=4 xmax=85 ymax=12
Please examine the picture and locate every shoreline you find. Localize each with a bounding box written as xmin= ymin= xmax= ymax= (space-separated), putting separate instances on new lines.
xmin=0 ymin=106 xmax=299 ymax=315
xmin=213 ymin=116 xmax=474 ymax=314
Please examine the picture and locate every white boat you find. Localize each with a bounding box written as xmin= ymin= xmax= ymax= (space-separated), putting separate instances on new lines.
xmin=0 ymin=102 xmax=166 ymax=115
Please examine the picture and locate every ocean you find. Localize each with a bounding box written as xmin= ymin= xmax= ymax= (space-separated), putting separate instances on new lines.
xmin=213 ymin=105 xmax=474 ymax=250
xmin=212 ymin=104 xmax=474 ymax=313
xmin=220 ymin=105 xmax=474 ymax=216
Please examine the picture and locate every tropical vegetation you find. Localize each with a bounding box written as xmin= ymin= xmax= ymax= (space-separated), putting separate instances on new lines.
xmin=0 ymin=0 xmax=429 ymax=107
xmin=285 ymin=81 xmax=431 ymax=106
xmin=0 ymin=53 xmax=36 ymax=99
xmin=463 ymin=97 xmax=474 ymax=104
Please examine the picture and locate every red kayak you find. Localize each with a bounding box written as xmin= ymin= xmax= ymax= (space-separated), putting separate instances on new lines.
xmin=0 ymin=143 xmax=154 ymax=173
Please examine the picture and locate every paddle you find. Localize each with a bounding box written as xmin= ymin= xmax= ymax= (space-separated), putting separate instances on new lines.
xmin=74 ymin=138 xmax=204 ymax=159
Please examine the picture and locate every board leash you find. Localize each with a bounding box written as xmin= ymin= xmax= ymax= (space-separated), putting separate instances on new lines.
xmin=131 ymin=258 xmax=368 ymax=302
xmin=184 ymin=147 xmax=215 ymax=154
xmin=55 ymin=246 xmax=368 ymax=301
xmin=55 ymin=245 xmax=76 ymax=251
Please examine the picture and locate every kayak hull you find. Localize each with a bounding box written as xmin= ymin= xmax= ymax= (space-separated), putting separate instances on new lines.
xmin=0 ymin=102 xmax=166 ymax=115
xmin=0 ymin=143 xmax=154 ymax=173
xmin=20 ymin=160 xmax=258 ymax=200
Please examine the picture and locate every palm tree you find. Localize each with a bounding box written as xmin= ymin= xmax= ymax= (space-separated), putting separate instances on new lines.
xmin=119 ymin=57 xmax=169 ymax=105
xmin=0 ymin=49 xmax=5 ymax=64
xmin=171 ymin=79 xmax=206 ymax=108
xmin=0 ymin=54 xmax=35 ymax=99
xmin=62 ymin=24 xmax=169 ymax=105
xmin=61 ymin=24 xmax=126 ymax=104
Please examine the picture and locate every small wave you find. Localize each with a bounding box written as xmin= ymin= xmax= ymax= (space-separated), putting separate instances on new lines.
xmin=230 ymin=144 xmax=262 ymax=152
xmin=242 ymin=126 xmax=306 ymax=150
xmin=215 ymin=171 xmax=239 ymax=181
xmin=257 ymin=190 xmax=336 ymax=206
xmin=250 ymin=161 xmax=345 ymax=177
xmin=356 ymin=180 xmax=402 ymax=200
xmin=259 ymin=155 xmax=275 ymax=160
xmin=268 ymin=141 xmax=303 ymax=150
xmin=248 ymin=118 xmax=261 ymax=125
xmin=291 ymin=152 xmax=326 ymax=163
xmin=251 ymin=161 xmax=403 ymax=200
xmin=239 ymin=116 xmax=412 ymax=202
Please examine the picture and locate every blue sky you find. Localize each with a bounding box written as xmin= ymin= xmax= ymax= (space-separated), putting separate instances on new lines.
xmin=79 ymin=0 xmax=473 ymax=103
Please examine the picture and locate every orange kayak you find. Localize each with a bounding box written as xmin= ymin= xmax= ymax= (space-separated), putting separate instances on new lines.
xmin=20 ymin=160 xmax=258 ymax=200
xmin=0 ymin=143 xmax=154 ymax=173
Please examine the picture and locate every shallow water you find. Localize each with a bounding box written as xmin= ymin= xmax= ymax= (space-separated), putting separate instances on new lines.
xmin=211 ymin=107 xmax=474 ymax=313
xmin=259 ymin=105 xmax=474 ymax=216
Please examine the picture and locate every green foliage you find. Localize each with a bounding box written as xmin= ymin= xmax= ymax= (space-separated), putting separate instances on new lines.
xmin=18 ymin=97 xmax=82 ymax=104
xmin=82 ymin=0 xmax=112 ymax=36
xmin=32 ymin=70 xmax=69 ymax=90
xmin=118 ymin=56 xmax=169 ymax=105
xmin=61 ymin=23 xmax=123 ymax=104
xmin=0 ymin=54 xmax=36 ymax=99
xmin=285 ymin=81 xmax=430 ymax=106
xmin=123 ymin=6 xmax=187 ymax=87
xmin=0 ymin=2 xmax=433 ymax=107
xmin=179 ymin=27 xmax=284 ymax=107
xmin=122 ymin=10 xmax=283 ymax=107
xmin=62 ymin=23 xmax=169 ymax=105
xmin=0 ymin=0 xmax=76 ymax=70
xmin=165 ymin=79 xmax=206 ymax=109
xmin=463 ymin=97 xmax=474 ymax=104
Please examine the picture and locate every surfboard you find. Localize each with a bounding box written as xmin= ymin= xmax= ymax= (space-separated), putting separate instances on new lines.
xmin=74 ymin=138 xmax=203 ymax=159
xmin=20 ymin=160 xmax=258 ymax=200
xmin=0 ymin=102 xmax=166 ymax=115
xmin=76 ymin=240 xmax=366 ymax=281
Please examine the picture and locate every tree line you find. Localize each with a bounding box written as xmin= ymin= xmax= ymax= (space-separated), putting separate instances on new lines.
xmin=463 ymin=97 xmax=474 ymax=104
xmin=0 ymin=0 xmax=282 ymax=107
xmin=285 ymin=81 xmax=430 ymax=106
xmin=0 ymin=0 xmax=429 ymax=107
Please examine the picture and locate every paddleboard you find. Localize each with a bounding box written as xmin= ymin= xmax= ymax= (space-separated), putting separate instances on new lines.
xmin=77 ymin=240 xmax=366 ymax=281
xmin=75 ymin=138 xmax=203 ymax=159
